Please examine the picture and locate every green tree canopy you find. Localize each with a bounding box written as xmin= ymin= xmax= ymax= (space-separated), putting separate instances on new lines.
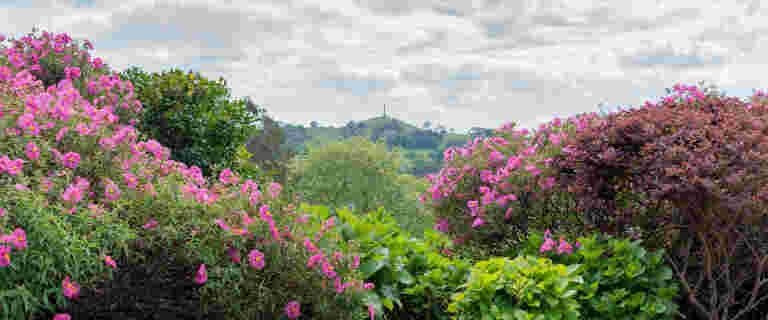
xmin=287 ymin=136 xmax=410 ymax=215
xmin=118 ymin=66 xmax=264 ymax=178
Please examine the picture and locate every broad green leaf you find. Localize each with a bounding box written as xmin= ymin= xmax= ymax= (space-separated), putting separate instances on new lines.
xmin=360 ymin=259 xmax=386 ymax=278
xmin=382 ymin=298 xmax=394 ymax=310
xmin=628 ymin=292 xmax=646 ymax=308
xmin=396 ymin=270 xmax=415 ymax=285
xmin=513 ymin=309 xmax=530 ymax=320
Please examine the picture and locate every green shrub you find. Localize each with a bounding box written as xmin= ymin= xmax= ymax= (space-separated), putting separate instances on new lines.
xmin=512 ymin=230 xmax=681 ymax=320
xmin=217 ymin=144 xmax=266 ymax=185
xmin=447 ymin=255 xmax=583 ymax=320
xmin=402 ymin=230 xmax=472 ymax=319
xmin=335 ymin=205 xmax=470 ymax=319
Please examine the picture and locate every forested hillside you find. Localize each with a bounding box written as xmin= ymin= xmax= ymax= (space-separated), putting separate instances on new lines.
xmin=244 ymin=113 xmax=497 ymax=178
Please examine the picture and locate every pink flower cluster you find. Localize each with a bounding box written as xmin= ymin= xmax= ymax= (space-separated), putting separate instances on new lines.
xmin=0 ymin=227 xmax=27 ymax=267
xmin=539 ymin=229 xmax=580 ymax=255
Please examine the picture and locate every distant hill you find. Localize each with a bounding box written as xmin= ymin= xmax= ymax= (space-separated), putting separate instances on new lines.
xmin=244 ymin=115 xmax=496 ymax=178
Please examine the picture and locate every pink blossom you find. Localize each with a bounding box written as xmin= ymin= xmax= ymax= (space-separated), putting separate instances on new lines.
xmin=219 ymin=168 xmax=237 ymax=185
xmin=60 ymin=152 xmax=81 ymax=169
xmin=25 ymin=142 xmax=40 ymax=160
xmin=259 ymin=204 xmax=273 ymax=223
xmin=142 ymin=218 xmax=158 ymax=230
xmin=10 ymin=228 xmax=26 ymax=250
xmin=471 ymin=217 xmax=486 ymax=228
xmin=248 ymin=249 xmax=265 ymax=270
xmin=62 ymin=276 xmax=80 ymax=299
xmin=241 ymin=211 xmax=256 ymax=225
xmin=284 ymin=301 xmax=301 ymax=319
xmin=104 ymin=256 xmax=117 ymax=268
xmin=104 ymin=179 xmax=120 ymax=201
xmin=214 ymin=219 xmax=231 ymax=231
xmin=307 ymin=253 xmax=325 ymax=268
xmin=5 ymin=159 xmax=24 ymax=175
xmin=557 ymin=236 xmax=574 ymax=255
xmin=122 ymin=173 xmax=139 ymax=189
xmin=304 ymin=238 xmax=319 ymax=252
xmin=540 ymin=237 xmax=556 ymax=253
xmin=0 ymin=245 xmax=11 ymax=267
xmin=335 ymin=277 xmax=355 ymax=294
xmin=269 ymin=222 xmax=281 ymax=242
xmin=268 ymin=182 xmax=282 ymax=199
xmin=195 ymin=264 xmax=207 ymax=284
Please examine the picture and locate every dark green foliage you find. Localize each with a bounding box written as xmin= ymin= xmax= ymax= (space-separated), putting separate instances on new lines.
xmin=467 ymin=127 xmax=494 ymax=138
xmin=547 ymin=84 xmax=768 ymax=320
xmin=407 ymin=131 xmax=441 ymax=149
xmin=117 ymin=66 xmax=264 ymax=178
xmin=342 ymin=120 xmax=365 ymax=139
xmin=387 ymin=134 xmax=410 ymax=148
xmin=243 ymin=112 xmax=298 ymax=190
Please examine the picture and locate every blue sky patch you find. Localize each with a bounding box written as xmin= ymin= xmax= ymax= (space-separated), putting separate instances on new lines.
xmin=72 ymin=0 xmax=96 ymax=9
xmin=486 ymin=23 xmax=505 ymax=38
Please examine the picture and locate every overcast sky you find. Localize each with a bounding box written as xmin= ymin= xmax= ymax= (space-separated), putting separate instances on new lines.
xmin=1 ymin=0 xmax=766 ymax=134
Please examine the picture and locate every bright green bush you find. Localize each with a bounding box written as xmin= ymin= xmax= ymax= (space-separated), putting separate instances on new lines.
xmin=390 ymin=173 xmax=435 ymax=236
xmin=402 ymin=230 xmax=472 ymax=319
xmin=448 ymin=255 xmax=583 ymax=320
xmin=336 ymin=205 xmax=420 ymax=314
xmin=512 ymin=230 xmax=681 ymax=320
xmin=335 ymin=205 xmax=471 ymax=319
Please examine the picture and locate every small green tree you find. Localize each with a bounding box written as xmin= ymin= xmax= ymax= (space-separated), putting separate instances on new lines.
xmin=287 ymin=136 xmax=411 ymax=216
xmin=118 ymin=66 xmax=264 ymax=178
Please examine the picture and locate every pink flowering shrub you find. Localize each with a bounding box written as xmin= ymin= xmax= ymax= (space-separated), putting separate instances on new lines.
xmin=0 ymin=28 xmax=142 ymax=318
xmin=0 ymin=28 xmax=372 ymax=320
xmin=418 ymin=115 xmax=602 ymax=258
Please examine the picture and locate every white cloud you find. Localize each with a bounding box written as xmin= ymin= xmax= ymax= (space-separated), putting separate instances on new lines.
xmin=0 ymin=0 xmax=765 ymax=134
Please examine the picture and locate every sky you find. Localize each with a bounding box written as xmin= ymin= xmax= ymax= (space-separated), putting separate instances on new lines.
xmin=1 ymin=0 xmax=767 ymax=134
